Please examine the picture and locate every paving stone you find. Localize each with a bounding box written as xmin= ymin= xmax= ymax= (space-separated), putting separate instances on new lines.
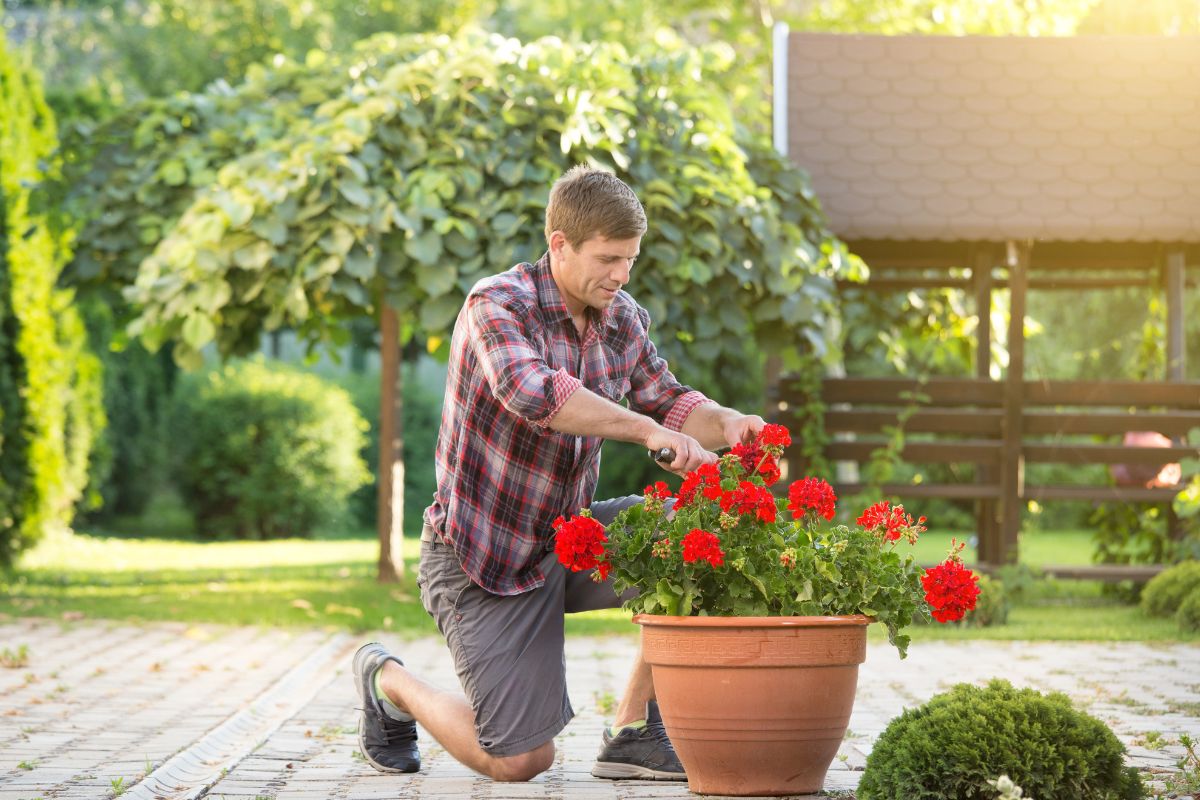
xmin=2 ymin=620 xmax=1198 ymax=798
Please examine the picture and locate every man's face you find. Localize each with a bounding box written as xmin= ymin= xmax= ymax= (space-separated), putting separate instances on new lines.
xmin=549 ymin=232 xmax=641 ymax=316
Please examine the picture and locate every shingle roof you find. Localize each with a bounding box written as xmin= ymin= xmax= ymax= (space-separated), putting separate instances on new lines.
xmin=782 ymin=33 xmax=1200 ymax=243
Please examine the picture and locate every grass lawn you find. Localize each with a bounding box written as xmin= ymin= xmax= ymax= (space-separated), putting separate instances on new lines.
xmin=1 ymin=526 xmax=1195 ymax=643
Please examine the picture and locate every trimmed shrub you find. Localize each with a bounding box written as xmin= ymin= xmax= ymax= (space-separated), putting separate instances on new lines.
xmin=858 ymin=679 xmax=1144 ymax=800
xmin=1177 ymin=586 xmax=1200 ymax=633
xmin=173 ymin=358 xmax=371 ymax=539
xmin=1 ymin=31 xmax=103 ymax=566
xmin=1140 ymin=560 xmax=1200 ymax=618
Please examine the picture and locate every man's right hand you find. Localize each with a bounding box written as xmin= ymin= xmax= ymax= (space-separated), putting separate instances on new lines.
xmin=644 ymin=429 xmax=717 ymax=476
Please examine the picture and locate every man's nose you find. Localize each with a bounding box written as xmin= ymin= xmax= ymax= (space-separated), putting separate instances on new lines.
xmin=612 ymin=261 xmax=632 ymax=283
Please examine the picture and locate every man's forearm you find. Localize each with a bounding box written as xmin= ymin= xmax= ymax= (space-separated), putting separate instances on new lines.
xmin=680 ymin=402 xmax=742 ymax=451
xmin=545 ymin=386 xmax=659 ymax=446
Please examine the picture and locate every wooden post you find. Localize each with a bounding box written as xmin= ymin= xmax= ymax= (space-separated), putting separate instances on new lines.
xmin=1165 ymin=249 xmax=1187 ymax=543
xmin=973 ymin=247 xmax=1001 ymax=564
xmin=1166 ymin=250 xmax=1186 ymax=381
xmin=377 ymin=305 xmax=405 ymax=583
xmin=999 ymin=242 xmax=1028 ymax=564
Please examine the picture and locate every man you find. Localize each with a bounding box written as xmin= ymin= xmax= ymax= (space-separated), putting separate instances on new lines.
xmin=354 ymin=166 xmax=765 ymax=782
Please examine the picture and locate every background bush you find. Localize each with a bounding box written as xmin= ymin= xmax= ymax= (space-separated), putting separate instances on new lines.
xmin=960 ymin=574 xmax=1009 ymax=628
xmin=1140 ymin=560 xmax=1200 ymax=618
xmin=78 ymin=296 xmax=177 ymax=519
xmin=172 ymin=358 xmax=370 ymax=539
xmin=1176 ymin=586 xmax=1200 ymax=633
xmin=858 ymin=679 xmax=1143 ymax=800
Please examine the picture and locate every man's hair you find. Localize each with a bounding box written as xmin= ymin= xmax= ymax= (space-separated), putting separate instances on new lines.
xmin=544 ymin=165 xmax=647 ymax=249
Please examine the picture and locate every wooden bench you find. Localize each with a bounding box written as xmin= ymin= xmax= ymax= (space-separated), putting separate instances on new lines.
xmin=773 ymin=376 xmax=1200 ymax=577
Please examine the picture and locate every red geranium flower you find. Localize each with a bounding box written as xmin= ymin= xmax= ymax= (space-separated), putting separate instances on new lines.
xmin=676 ymin=463 xmax=722 ymax=507
xmin=856 ymin=500 xmax=925 ymax=543
xmin=680 ymin=528 xmax=725 ymax=568
xmin=788 ymin=477 xmax=837 ymax=522
xmin=553 ymin=514 xmax=608 ymax=573
xmin=921 ymin=559 xmax=981 ymax=623
xmin=720 ymin=480 xmax=778 ymax=522
xmin=758 ymin=423 xmax=792 ymax=450
xmin=730 ymin=440 xmax=782 ymax=487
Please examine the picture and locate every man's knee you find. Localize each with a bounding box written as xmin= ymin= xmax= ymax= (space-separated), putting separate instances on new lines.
xmin=488 ymin=743 xmax=555 ymax=782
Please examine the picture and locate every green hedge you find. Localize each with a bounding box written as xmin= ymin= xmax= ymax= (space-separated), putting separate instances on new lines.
xmin=1141 ymin=560 xmax=1200 ymax=618
xmin=78 ymin=297 xmax=177 ymax=519
xmin=858 ymin=679 xmax=1143 ymax=800
xmin=172 ymin=358 xmax=371 ymax=539
xmin=0 ymin=31 xmax=103 ymax=567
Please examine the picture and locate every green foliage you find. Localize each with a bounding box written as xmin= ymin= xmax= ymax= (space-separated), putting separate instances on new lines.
xmin=1140 ymin=560 xmax=1200 ymax=618
xmin=961 ymin=573 xmax=1009 ymax=628
xmin=858 ymin=679 xmax=1145 ymax=800
xmin=1090 ymin=501 xmax=1172 ymax=569
xmin=58 ymin=29 xmax=855 ymax=408
xmin=0 ymin=31 xmax=102 ymax=566
xmin=172 ymin=358 xmax=371 ymax=539
xmin=330 ymin=363 xmax=441 ymax=536
xmin=1177 ymin=586 xmax=1200 ymax=633
xmin=78 ymin=296 xmax=176 ymax=518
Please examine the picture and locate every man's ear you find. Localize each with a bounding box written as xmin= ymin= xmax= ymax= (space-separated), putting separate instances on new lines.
xmin=548 ymin=230 xmax=569 ymax=259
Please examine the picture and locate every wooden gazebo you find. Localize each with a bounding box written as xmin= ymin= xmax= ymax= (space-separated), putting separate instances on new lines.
xmin=770 ymin=30 xmax=1200 ymax=570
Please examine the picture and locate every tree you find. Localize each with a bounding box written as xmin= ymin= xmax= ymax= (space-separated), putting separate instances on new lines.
xmin=59 ymin=28 xmax=858 ymax=580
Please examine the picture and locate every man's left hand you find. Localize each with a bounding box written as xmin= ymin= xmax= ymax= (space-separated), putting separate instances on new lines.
xmin=722 ymin=414 xmax=765 ymax=449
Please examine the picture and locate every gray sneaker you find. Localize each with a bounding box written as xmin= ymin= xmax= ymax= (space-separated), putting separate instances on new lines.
xmin=591 ymin=700 xmax=686 ymax=781
xmin=352 ymin=642 xmax=420 ymax=774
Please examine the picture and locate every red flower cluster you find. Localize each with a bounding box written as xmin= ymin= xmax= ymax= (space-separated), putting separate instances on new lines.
xmin=730 ymin=440 xmax=781 ymax=486
xmin=921 ymin=558 xmax=980 ymax=623
xmin=788 ymin=477 xmax=837 ymax=521
xmin=856 ymin=501 xmax=926 ymax=543
xmin=553 ymin=514 xmax=609 ymax=576
xmin=681 ymin=528 xmax=725 ymax=568
xmin=759 ymin=423 xmax=792 ymax=450
xmin=644 ymin=481 xmax=673 ymax=501
xmin=676 ymin=463 xmax=722 ymax=507
xmin=719 ymin=480 xmax=778 ymax=522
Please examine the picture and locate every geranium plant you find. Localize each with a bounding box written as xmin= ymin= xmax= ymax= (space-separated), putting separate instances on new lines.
xmin=554 ymin=424 xmax=980 ymax=657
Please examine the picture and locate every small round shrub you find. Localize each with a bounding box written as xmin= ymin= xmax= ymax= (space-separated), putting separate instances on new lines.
xmin=1176 ymin=586 xmax=1200 ymax=633
xmin=858 ymin=679 xmax=1144 ymax=800
xmin=961 ymin=574 xmax=1008 ymax=628
xmin=1140 ymin=560 xmax=1200 ymax=618
xmin=173 ymin=358 xmax=371 ymax=539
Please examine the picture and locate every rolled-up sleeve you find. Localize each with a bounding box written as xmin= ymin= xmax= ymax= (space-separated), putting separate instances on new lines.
xmin=465 ymin=292 xmax=581 ymax=427
xmin=627 ymin=308 xmax=715 ymax=430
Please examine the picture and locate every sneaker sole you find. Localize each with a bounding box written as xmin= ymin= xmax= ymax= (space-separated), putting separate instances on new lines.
xmin=352 ymin=643 xmax=416 ymax=775
xmin=591 ymin=762 xmax=687 ymax=781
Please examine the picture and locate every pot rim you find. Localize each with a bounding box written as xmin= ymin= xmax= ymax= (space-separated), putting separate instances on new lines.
xmin=633 ymin=613 xmax=873 ymax=628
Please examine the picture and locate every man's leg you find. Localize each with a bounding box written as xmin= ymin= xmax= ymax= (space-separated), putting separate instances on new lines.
xmin=572 ymin=495 xmax=686 ymax=781
xmin=377 ymin=661 xmax=553 ymax=781
xmin=611 ymin=639 xmax=654 ymax=727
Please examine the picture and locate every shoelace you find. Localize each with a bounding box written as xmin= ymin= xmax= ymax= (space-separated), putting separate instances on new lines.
xmin=379 ymin=716 xmax=418 ymax=745
xmin=644 ymin=717 xmax=678 ymax=757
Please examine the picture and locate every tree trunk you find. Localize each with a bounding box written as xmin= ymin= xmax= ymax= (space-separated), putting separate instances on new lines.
xmin=376 ymin=305 xmax=405 ymax=583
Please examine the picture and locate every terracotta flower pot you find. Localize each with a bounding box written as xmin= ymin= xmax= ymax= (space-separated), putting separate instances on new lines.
xmin=635 ymin=613 xmax=870 ymax=797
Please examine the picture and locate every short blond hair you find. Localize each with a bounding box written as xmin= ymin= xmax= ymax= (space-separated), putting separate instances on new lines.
xmin=544 ymin=165 xmax=647 ymax=249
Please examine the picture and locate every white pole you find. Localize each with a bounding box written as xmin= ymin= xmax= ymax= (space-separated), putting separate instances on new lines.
xmin=772 ymin=22 xmax=790 ymax=157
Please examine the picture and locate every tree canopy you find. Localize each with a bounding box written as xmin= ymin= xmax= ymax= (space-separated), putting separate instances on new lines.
xmin=60 ymin=29 xmax=862 ymax=401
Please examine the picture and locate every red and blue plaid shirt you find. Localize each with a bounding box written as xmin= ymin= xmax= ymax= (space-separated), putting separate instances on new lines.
xmin=423 ymin=253 xmax=713 ymax=595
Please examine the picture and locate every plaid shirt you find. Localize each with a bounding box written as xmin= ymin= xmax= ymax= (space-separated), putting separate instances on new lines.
xmin=423 ymin=253 xmax=713 ymax=596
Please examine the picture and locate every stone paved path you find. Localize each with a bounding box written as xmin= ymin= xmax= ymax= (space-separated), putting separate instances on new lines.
xmin=1 ymin=617 xmax=1197 ymax=799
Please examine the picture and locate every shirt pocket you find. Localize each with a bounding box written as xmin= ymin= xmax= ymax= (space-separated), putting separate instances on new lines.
xmin=597 ymin=377 xmax=632 ymax=404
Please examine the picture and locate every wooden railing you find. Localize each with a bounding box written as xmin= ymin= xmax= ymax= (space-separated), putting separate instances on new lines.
xmin=773 ymin=376 xmax=1200 ymax=578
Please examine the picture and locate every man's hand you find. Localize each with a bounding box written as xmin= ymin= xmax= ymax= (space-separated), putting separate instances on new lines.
xmin=721 ymin=414 xmax=766 ymax=449
xmin=645 ymin=429 xmax=717 ymax=476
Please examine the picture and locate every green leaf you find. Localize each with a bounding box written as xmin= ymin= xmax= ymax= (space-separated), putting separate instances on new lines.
xmin=232 ymin=241 xmax=273 ymax=270
xmin=405 ymin=229 xmax=443 ymax=266
xmin=181 ymin=314 xmax=215 ymax=350
xmin=339 ymin=181 xmax=373 ymax=209
xmin=418 ymin=293 xmax=462 ymax=331
xmin=415 ymin=262 xmax=457 ymax=297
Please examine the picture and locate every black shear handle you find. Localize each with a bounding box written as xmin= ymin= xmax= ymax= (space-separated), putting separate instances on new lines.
xmin=648 ymin=447 xmax=676 ymax=464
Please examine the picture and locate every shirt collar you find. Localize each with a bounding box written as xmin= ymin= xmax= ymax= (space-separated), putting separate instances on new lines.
xmin=531 ymin=252 xmax=618 ymax=331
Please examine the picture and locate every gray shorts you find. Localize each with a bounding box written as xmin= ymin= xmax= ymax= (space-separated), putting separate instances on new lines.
xmin=416 ymin=495 xmax=643 ymax=757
